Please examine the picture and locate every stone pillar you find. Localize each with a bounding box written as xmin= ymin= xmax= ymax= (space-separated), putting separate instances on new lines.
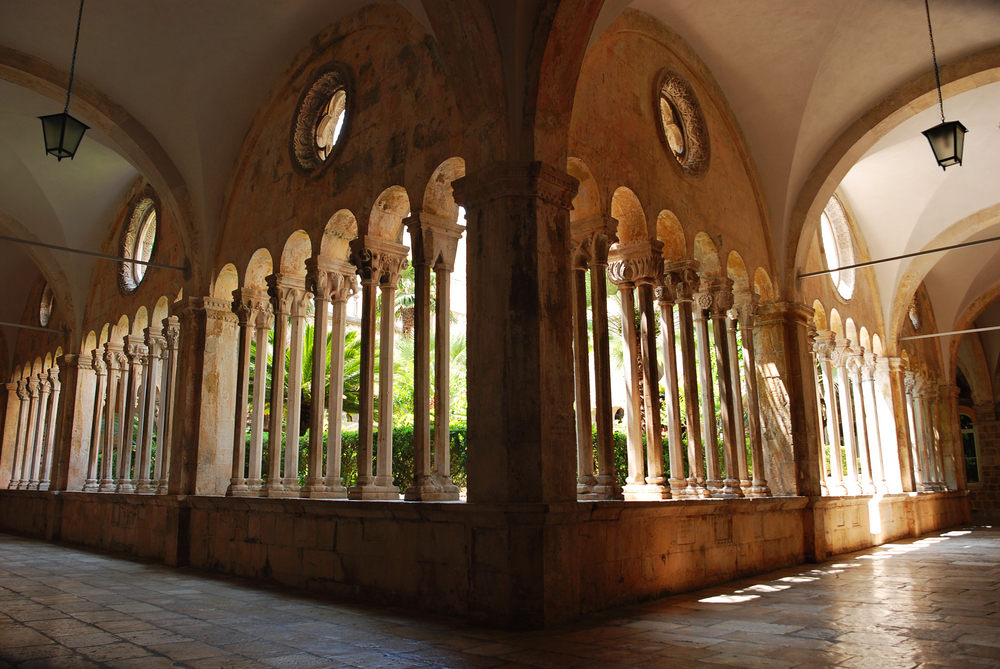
xmin=246 ymin=305 xmax=272 ymax=495
xmin=1 ymin=383 xmax=22 ymax=489
xmin=848 ymin=352 xmax=875 ymax=494
xmin=136 ymin=329 xmax=163 ymax=494
xmin=609 ymin=240 xmax=666 ymax=500
xmin=861 ymin=352 xmax=887 ymax=493
xmin=452 ymin=161 xmax=579 ymax=507
xmin=833 ymin=339 xmax=862 ymax=495
xmin=22 ymin=374 xmax=43 ymax=489
xmin=706 ymin=280 xmax=742 ymax=499
xmin=585 ymin=218 xmax=620 ymax=500
xmin=755 ymin=303 xmax=823 ymax=498
xmin=674 ymin=265 xmax=707 ymax=497
xmin=348 ymin=237 xmax=407 ymax=500
xmin=904 ymin=371 xmax=929 ymax=491
xmin=8 ymin=381 xmax=30 ymax=488
xmin=946 ymin=385 xmax=965 ymax=490
xmin=403 ymin=211 xmax=463 ymax=501
xmin=157 ymin=317 xmax=180 ymax=493
xmin=815 ymin=332 xmax=846 ymax=495
xmin=570 ymin=238 xmax=598 ymax=499
xmin=692 ymin=285 xmax=722 ymax=495
xmin=304 ymin=258 xmax=356 ymax=499
xmin=874 ymin=357 xmax=913 ymax=493
xmin=725 ymin=307 xmax=750 ymax=491
xmin=166 ymin=298 xmax=239 ymax=497
xmin=100 ymin=342 xmax=124 ymax=492
xmin=349 ymin=246 xmax=379 ymax=498
xmin=38 ymin=366 xmax=61 ymax=491
xmin=657 ymin=272 xmax=686 ymax=497
xmin=48 ymin=354 xmax=96 ymax=492
xmin=228 ymin=289 xmax=267 ymax=497
xmin=808 ymin=330 xmax=830 ymax=495
xmin=735 ymin=292 xmax=770 ymax=497
xmin=925 ymin=383 xmax=946 ymax=490
xmin=117 ymin=335 xmax=148 ymax=493
xmin=84 ymin=352 xmax=106 ymax=492
xmin=262 ymin=276 xmax=296 ymax=498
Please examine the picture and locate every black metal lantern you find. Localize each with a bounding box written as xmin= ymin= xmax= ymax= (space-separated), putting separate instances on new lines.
xmin=922 ymin=0 xmax=967 ymax=170
xmin=41 ymin=0 xmax=88 ymax=161
xmin=922 ymin=120 xmax=968 ymax=170
xmin=39 ymin=112 xmax=90 ymax=161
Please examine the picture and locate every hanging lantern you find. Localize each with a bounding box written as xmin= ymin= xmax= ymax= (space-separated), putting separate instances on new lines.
xmin=922 ymin=0 xmax=967 ymax=170
xmin=39 ymin=112 xmax=90 ymax=161
xmin=41 ymin=0 xmax=88 ymax=161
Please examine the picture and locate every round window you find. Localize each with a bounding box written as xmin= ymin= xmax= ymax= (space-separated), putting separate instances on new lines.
xmin=292 ymin=65 xmax=350 ymax=172
xmin=119 ymin=196 xmax=157 ymax=293
xmin=655 ymin=69 xmax=710 ymax=180
xmin=819 ymin=195 xmax=855 ymax=300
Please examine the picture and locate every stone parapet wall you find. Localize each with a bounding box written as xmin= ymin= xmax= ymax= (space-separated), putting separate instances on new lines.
xmin=0 ymin=491 xmax=972 ymax=628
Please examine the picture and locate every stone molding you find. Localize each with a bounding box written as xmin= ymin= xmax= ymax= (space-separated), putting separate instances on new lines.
xmin=452 ymin=161 xmax=579 ymax=210
xmin=306 ymin=257 xmax=358 ymax=303
xmin=693 ymin=276 xmax=734 ymax=315
xmin=406 ymin=210 xmax=466 ymax=271
xmin=608 ymin=240 xmax=664 ymax=286
xmin=571 ymin=214 xmax=618 ymax=269
xmin=350 ymin=236 xmax=409 ymax=287
xmin=174 ymin=297 xmax=238 ymax=324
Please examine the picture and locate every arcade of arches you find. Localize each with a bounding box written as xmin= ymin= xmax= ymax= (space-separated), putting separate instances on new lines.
xmin=1 ymin=2 xmax=998 ymax=629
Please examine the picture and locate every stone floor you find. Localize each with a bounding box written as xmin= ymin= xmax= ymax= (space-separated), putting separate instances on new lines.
xmin=0 ymin=527 xmax=998 ymax=669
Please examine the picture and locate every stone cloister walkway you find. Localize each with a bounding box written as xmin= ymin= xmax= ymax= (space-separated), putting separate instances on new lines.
xmin=0 ymin=528 xmax=997 ymax=669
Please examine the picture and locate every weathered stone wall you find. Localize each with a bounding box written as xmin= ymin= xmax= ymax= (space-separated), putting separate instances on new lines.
xmin=969 ymin=419 xmax=1000 ymax=520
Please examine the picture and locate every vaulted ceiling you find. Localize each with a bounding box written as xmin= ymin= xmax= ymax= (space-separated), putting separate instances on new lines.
xmin=1 ymin=0 xmax=998 ymax=387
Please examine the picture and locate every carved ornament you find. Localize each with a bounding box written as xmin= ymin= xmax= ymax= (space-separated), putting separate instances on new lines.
xmin=452 ymin=161 xmax=579 ymax=211
xmin=292 ymin=64 xmax=351 ymax=172
xmin=656 ymin=69 xmax=711 ymax=181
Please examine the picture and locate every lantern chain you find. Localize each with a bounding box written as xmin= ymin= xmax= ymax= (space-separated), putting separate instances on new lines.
xmin=924 ymin=0 xmax=945 ymax=124
xmin=64 ymin=0 xmax=86 ymax=114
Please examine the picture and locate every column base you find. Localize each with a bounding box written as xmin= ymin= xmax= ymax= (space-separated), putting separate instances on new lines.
xmin=622 ymin=483 xmax=671 ymax=501
xmin=301 ymin=481 xmax=349 ymax=499
xmin=349 ymin=483 xmax=401 ymax=500
xmin=82 ymin=480 xmax=99 ymax=492
xmin=827 ymin=480 xmax=848 ymax=496
xmin=115 ymin=482 xmax=135 ymax=494
xmin=98 ymin=479 xmax=115 ymax=492
xmin=706 ymin=479 xmax=724 ymax=497
xmin=747 ymin=479 xmax=772 ymax=497
xmin=845 ymin=481 xmax=863 ymax=496
xmin=686 ymin=477 xmax=710 ymax=498
xmin=739 ymin=478 xmax=752 ymax=491
xmin=280 ymin=478 xmax=301 ymax=495
xmin=261 ymin=482 xmax=297 ymax=498
xmin=592 ymin=475 xmax=621 ymax=500
xmin=404 ymin=475 xmax=460 ymax=501
xmin=227 ymin=482 xmax=251 ymax=497
xmin=135 ymin=480 xmax=156 ymax=494
xmin=721 ymin=478 xmax=744 ymax=499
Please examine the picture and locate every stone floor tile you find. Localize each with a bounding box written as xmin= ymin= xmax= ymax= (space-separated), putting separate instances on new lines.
xmin=75 ymin=640 xmax=155 ymax=662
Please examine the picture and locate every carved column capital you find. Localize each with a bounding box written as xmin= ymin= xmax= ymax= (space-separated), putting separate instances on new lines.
xmin=16 ymin=379 xmax=28 ymax=401
xmin=232 ymin=288 xmax=271 ymax=325
xmin=124 ymin=335 xmax=149 ymax=364
xmin=307 ymin=257 xmax=359 ymax=303
xmin=732 ymin=290 xmax=761 ymax=329
xmin=608 ymin=240 xmax=664 ymax=287
xmin=349 ymin=236 xmax=409 ymax=287
xmin=35 ymin=373 xmax=50 ymax=397
xmin=571 ymin=214 xmax=618 ymax=267
xmin=407 ymin=210 xmax=466 ymax=271
xmin=451 ymin=161 xmax=579 ymax=211
xmin=46 ymin=366 xmax=61 ymax=392
xmin=266 ymin=273 xmax=312 ymax=316
xmin=162 ymin=316 xmax=180 ymax=350
xmin=91 ymin=349 xmax=106 ymax=375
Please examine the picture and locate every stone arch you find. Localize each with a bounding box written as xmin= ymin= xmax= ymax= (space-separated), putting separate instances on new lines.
xmin=829 ymin=309 xmax=843 ymax=337
xmin=611 ymin=187 xmax=646 ymax=243
xmin=12 ymin=366 xmax=21 ymax=383
xmin=693 ymin=232 xmax=722 ymax=277
xmin=280 ymin=231 xmax=313 ymax=277
xmin=754 ymin=267 xmax=776 ymax=302
xmin=860 ymin=327 xmax=871 ymax=352
xmin=320 ymin=210 xmax=358 ymax=262
xmin=873 ymin=334 xmax=884 ymax=356
xmin=151 ymin=296 xmax=170 ymax=327
xmin=132 ymin=307 xmax=149 ymax=335
xmin=845 ymin=318 xmax=858 ymax=346
xmin=727 ymin=251 xmax=749 ymax=291
xmin=212 ymin=264 xmax=240 ymax=300
xmin=656 ymin=211 xmax=685 ymax=262
xmin=812 ymin=300 xmax=828 ymax=331
xmin=98 ymin=324 xmax=110 ymax=347
xmin=244 ymin=249 xmax=273 ymax=291
xmin=368 ymin=186 xmax=410 ymax=243
xmin=31 ymin=358 xmax=42 ymax=375
xmin=787 ymin=46 xmax=1000 ymax=301
xmin=82 ymin=331 xmax=97 ymax=354
xmin=44 ymin=353 xmax=52 ymax=369
xmin=567 ymin=158 xmax=602 ymax=222
xmin=111 ymin=316 xmax=130 ymax=341
xmin=424 ymin=158 xmax=467 ymax=222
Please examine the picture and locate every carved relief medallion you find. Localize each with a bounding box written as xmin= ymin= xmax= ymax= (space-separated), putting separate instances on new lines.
xmin=655 ymin=70 xmax=710 ymax=181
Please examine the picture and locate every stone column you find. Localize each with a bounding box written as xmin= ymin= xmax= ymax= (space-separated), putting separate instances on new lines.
xmin=262 ymin=276 xmax=296 ymax=497
xmin=833 ymin=339 xmax=862 ymax=495
xmin=674 ymin=266 xmax=707 ymax=497
xmin=84 ymin=352 xmax=106 ymax=492
xmin=246 ymin=305 xmax=272 ymax=495
xmin=861 ymin=352 xmax=887 ymax=493
xmin=5 ymin=381 xmax=28 ymax=489
xmin=735 ymin=292 xmax=770 ymax=497
xmin=706 ymin=280 xmax=742 ymax=498
xmin=157 ymin=316 xmax=180 ymax=493
xmin=946 ymin=384 xmax=965 ymax=490
xmin=348 ymin=245 xmax=379 ymax=498
xmin=874 ymin=357 xmax=913 ymax=493
xmin=754 ymin=303 xmax=823 ymax=498
xmin=692 ymin=285 xmax=722 ymax=495
xmin=815 ymin=332 xmax=846 ymax=495
xmin=228 ymin=289 xmax=267 ymax=497
xmin=1 ymin=383 xmax=23 ymax=489
xmin=609 ymin=240 xmax=666 ymax=500
xmin=657 ymin=272 xmax=686 ymax=497
xmin=808 ymin=330 xmax=830 ymax=495
xmin=304 ymin=258 xmax=356 ymax=499
xmin=117 ymin=335 xmax=148 ymax=493
xmin=166 ymin=298 xmax=239 ymax=497
xmin=21 ymin=375 xmax=42 ymax=489
xmin=725 ymin=307 xmax=750 ymax=491
xmin=100 ymin=342 xmax=124 ymax=492
xmin=403 ymin=211 xmax=464 ymax=501
xmin=135 ymin=329 xmax=163 ymax=494
xmin=924 ymin=383 xmax=945 ymax=490
xmin=848 ymin=352 xmax=875 ymax=494
xmin=452 ymin=161 xmax=579 ymax=507
xmin=47 ymin=354 xmax=96 ymax=492
xmin=903 ymin=371 xmax=928 ymax=491
xmin=570 ymin=238 xmax=598 ymax=499
xmin=349 ymin=237 xmax=407 ymax=500
xmin=38 ymin=367 xmax=61 ymax=491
